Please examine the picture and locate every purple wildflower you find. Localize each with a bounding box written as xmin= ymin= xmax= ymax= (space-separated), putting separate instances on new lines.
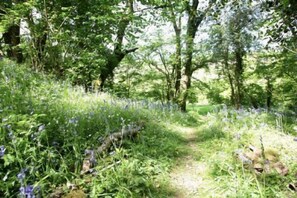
xmin=38 ymin=124 xmax=45 ymax=132
xmin=69 ymin=118 xmax=78 ymax=124
xmin=17 ymin=169 xmax=27 ymax=183
xmin=8 ymin=131 xmax=14 ymax=138
xmin=20 ymin=185 xmax=37 ymax=198
xmin=5 ymin=124 xmax=12 ymax=130
xmin=0 ymin=145 xmax=6 ymax=158
xmin=52 ymin=141 xmax=59 ymax=147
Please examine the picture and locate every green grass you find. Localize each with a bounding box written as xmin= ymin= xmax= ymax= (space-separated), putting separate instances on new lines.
xmin=188 ymin=104 xmax=222 ymax=115
xmin=0 ymin=60 xmax=186 ymax=197
xmin=187 ymin=106 xmax=297 ymax=198
xmin=1 ymin=60 xmax=297 ymax=197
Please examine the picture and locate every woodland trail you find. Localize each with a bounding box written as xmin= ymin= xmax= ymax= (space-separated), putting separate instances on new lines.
xmin=168 ymin=126 xmax=212 ymax=198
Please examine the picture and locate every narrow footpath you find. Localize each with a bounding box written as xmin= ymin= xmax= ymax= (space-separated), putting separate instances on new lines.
xmin=168 ymin=127 xmax=212 ymax=198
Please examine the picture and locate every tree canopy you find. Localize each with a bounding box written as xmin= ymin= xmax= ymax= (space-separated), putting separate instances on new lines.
xmin=0 ymin=0 xmax=296 ymax=111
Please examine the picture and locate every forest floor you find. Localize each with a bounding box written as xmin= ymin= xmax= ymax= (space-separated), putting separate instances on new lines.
xmin=2 ymin=61 xmax=297 ymax=197
xmin=168 ymin=126 xmax=213 ymax=197
xmin=165 ymin=109 xmax=297 ymax=198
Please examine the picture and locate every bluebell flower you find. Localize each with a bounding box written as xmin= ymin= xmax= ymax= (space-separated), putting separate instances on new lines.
xmin=17 ymin=169 xmax=27 ymax=183
xmin=20 ymin=185 xmax=37 ymax=198
xmin=38 ymin=124 xmax=45 ymax=132
xmin=5 ymin=124 xmax=12 ymax=130
xmin=89 ymin=112 xmax=95 ymax=117
xmin=69 ymin=117 xmax=78 ymax=124
xmin=0 ymin=145 xmax=6 ymax=158
xmin=52 ymin=141 xmax=59 ymax=147
xmin=8 ymin=131 xmax=14 ymax=139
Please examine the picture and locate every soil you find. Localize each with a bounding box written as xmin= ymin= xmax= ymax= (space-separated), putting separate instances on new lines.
xmin=168 ymin=127 xmax=211 ymax=198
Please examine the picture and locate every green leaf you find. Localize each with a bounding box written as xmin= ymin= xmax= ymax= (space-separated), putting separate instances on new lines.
xmin=3 ymin=154 xmax=15 ymax=167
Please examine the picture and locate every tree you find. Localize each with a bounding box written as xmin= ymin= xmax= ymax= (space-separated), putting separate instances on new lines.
xmin=0 ymin=0 xmax=144 ymax=91
xmin=142 ymin=34 xmax=176 ymax=102
xmin=263 ymin=0 xmax=297 ymax=53
xmin=0 ymin=0 xmax=24 ymax=63
xmin=150 ymin=0 xmax=215 ymax=111
xmin=210 ymin=0 xmax=258 ymax=109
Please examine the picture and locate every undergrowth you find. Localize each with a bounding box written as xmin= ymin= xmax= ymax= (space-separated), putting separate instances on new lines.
xmin=190 ymin=106 xmax=297 ymax=197
xmin=0 ymin=60 xmax=189 ymax=197
xmin=1 ymin=60 xmax=297 ymax=197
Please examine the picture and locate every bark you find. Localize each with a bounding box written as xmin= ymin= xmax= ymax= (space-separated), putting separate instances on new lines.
xmin=99 ymin=48 xmax=138 ymax=90
xmin=174 ymin=30 xmax=182 ymax=98
xmin=99 ymin=0 xmax=137 ymax=89
xmin=266 ymin=77 xmax=273 ymax=111
xmin=168 ymin=0 xmax=182 ymax=99
xmin=3 ymin=24 xmax=23 ymax=63
xmin=223 ymin=49 xmax=235 ymax=105
xmin=234 ymin=47 xmax=244 ymax=109
xmin=81 ymin=122 xmax=144 ymax=174
xmin=36 ymin=33 xmax=47 ymax=66
xmin=0 ymin=5 xmax=23 ymax=63
xmin=227 ymin=70 xmax=235 ymax=105
xmin=180 ymin=0 xmax=202 ymax=111
xmin=96 ymin=122 xmax=144 ymax=155
xmin=26 ymin=13 xmax=48 ymax=69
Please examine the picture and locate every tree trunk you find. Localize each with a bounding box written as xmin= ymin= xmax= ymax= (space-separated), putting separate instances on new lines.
xmin=223 ymin=50 xmax=235 ymax=105
xmin=180 ymin=0 xmax=201 ymax=111
xmin=36 ymin=33 xmax=47 ymax=66
xmin=168 ymin=1 xmax=182 ymax=100
xmin=227 ymin=70 xmax=235 ymax=105
xmin=234 ymin=46 xmax=244 ymax=109
xmin=99 ymin=0 xmax=137 ymax=90
xmin=174 ymin=28 xmax=182 ymax=99
xmin=26 ymin=13 xmax=48 ymax=69
xmin=3 ymin=24 xmax=23 ymax=63
xmin=266 ymin=77 xmax=273 ymax=111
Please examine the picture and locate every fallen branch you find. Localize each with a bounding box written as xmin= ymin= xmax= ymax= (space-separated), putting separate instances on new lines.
xmin=81 ymin=122 xmax=145 ymax=174
xmin=97 ymin=122 xmax=145 ymax=155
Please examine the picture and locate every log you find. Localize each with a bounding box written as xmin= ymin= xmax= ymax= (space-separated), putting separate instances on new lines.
xmin=81 ymin=122 xmax=145 ymax=174
xmin=96 ymin=122 xmax=144 ymax=155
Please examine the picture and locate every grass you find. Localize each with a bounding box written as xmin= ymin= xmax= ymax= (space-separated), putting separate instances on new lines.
xmin=188 ymin=107 xmax=297 ymax=197
xmin=188 ymin=104 xmax=222 ymax=115
xmin=0 ymin=60 xmax=187 ymax=197
xmin=1 ymin=60 xmax=297 ymax=197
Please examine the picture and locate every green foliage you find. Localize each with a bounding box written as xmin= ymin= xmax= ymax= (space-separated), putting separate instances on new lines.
xmin=244 ymin=83 xmax=266 ymax=108
xmin=0 ymin=60 xmax=185 ymax=197
xmin=191 ymin=106 xmax=297 ymax=197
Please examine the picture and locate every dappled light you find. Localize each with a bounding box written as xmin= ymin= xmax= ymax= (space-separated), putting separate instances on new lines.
xmin=1 ymin=0 xmax=297 ymax=197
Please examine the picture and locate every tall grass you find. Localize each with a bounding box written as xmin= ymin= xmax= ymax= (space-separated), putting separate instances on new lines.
xmin=0 ymin=60 xmax=188 ymax=197
xmin=192 ymin=105 xmax=297 ymax=197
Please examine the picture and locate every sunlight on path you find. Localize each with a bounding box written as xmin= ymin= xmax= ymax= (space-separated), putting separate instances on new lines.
xmin=168 ymin=126 xmax=212 ymax=198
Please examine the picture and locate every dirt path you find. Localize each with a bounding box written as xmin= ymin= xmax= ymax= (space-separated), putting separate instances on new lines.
xmin=168 ymin=127 xmax=211 ymax=198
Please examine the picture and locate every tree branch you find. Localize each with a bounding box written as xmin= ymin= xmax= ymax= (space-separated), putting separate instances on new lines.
xmin=124 ymin=47 xmax=138 ymax=55
xmin=96 ymin=122 xmax=144 ymax=155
